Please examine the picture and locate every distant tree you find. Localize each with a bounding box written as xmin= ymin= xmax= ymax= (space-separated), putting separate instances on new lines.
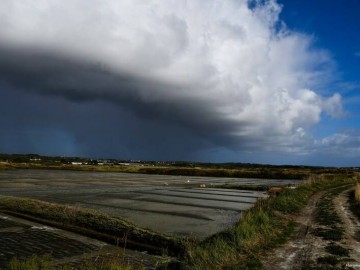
xmin=12 ymin=156 xmax=30 ymax=163
xmin=89 ymin=160 xmax=98 ymax=165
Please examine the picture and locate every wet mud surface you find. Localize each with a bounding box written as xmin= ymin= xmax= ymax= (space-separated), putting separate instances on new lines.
xmin=0 ymin=170 xmax=302 ymax=268
xmin=0 ymin=170 xmax=297 ymax=238
xmin=0 ymin=170 xmax=299 ymax=238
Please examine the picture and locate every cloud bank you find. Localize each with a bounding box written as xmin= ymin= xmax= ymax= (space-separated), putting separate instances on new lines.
xmin=0 ymin=0 xmax=347 ymax=160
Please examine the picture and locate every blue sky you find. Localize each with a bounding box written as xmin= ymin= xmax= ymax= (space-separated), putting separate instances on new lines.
xmin=278 ymin=0 xmax=360 ymax=165
xmin=279 ymin=0 xmax=360 ymax=120
xmin=0 ymin=0 xmax=359 ymax=166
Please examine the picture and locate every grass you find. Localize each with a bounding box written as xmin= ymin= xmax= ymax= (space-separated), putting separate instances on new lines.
xmin=354 ymin=183 xmax=360 ymax=203
xmin=8 ymin=254 xmax=142 ymax=270
xmin=316 ymin=192 xmax=342 ymax=227
xmin=325 ymin=243 xmax=349 ymax=257
xmin=348 ymin=183 xmax=360 ymax=225
xmin=184 ymin=175 xmax=356 ymax=269
xmin=311 ymin=186 xmax=349 ymax=242
xmin=313 ymin=228 xmax=343 ymax=241
xmin=308 ymin=185 xmax=352 ymax=269
xmin=0 ymin=161 xmax=313 ymax=179
xmin=316 ymin=255 xmax=339 ymax=266
xmin=8 ymin=254 xmax=52 ymax=270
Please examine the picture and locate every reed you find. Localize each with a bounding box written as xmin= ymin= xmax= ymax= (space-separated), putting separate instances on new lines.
xmin=354 ymin=183 xmax=360 ymax=203
xmin=8 ymin=254 xmax=142 ymax=270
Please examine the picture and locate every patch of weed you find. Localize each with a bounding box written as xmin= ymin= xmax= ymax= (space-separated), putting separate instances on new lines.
xmin=348 ymin=188 xmax=360 ymax=222
xmin=222 ymin=254 xmax=262 ymax=270
xmin=313 ymin=186 xmax=350 ymax=243
xmin=317 ymin=255 xmax=339 ymax=266
xmin=325 ymin=243 xmax=349 ymax=257
xmin=313 ymin=227 xmax=344 ymax=241
xmin=354 ymin=183 xmax=360 ymax=203
xmin=8 ymin=254 xmax=52 ymax=270
xmin=8 ymin=254 xmax=145 ymax=270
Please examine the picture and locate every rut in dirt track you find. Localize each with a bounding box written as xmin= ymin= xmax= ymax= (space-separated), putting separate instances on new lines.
xmin=260 ymin=191 xmax=324 ymax=270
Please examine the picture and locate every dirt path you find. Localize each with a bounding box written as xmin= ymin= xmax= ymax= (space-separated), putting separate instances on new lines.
xmin=261 ymin=186 xmax=360 ymax=270
xmin=260 ymin=192 xmax=325 ymax=270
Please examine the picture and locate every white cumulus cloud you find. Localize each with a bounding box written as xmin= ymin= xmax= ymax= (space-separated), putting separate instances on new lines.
xmin=0 ymin=0 xmax=344 ymax=153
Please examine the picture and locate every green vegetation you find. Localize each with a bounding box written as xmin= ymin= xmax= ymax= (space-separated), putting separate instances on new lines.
xmin=184 ymin=175 xmax=356 ymax=269
xmin=355 ymin=183 xmax=360 ymax=202
xmin=316 ymin=255 xmax=339 ymax=266
xmin=8 ymin=254 xmax=52 ymax=270
xmin=136 ymin=166 xmax=307 ymax=179
xmin=0 ymin=152 xmax=356 ymax=179
xmin=313 ymin=228 xmax=343 ymax=241
xmin=348 ymin=183 xmax=360 ymax=223
xmin=325 ymin=243 xmax=349 ymax=257
xmin=306 ymin=185 xmax=352 ymax=269
xmin=8 ymin=254 xmax=142 ymax=270
xmin=0 ymin=161 xmax=307 ymax=179
xmin=311 ymin=186 xmax=349 ymax=242
xmin=316 ymin=186 xmax=347 ymax=227
xmin=0 ymin=196 xmax=185 ymax=256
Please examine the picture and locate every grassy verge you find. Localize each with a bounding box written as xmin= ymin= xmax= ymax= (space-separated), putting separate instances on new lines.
xmin=355 ymin=183 xmax=360 ymax=202
xmin=0 ymin=162 xmax=308 ymax=179
xmin=348 ymin=183 xmax=360 ymax=221
xmin=184 ymin=175 xmax=356 ymax=269
xmin=0 ymin=196 xmax=186 ymax=256
xmin=8 ymin=254 xmax=141 ymax=270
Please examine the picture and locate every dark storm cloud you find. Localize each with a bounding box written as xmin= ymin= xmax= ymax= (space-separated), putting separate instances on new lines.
xmin=0 ymin=45 xmax=244 ymax=141
xmin=0 ymin=46 xmax=143 ymax=103
xmin=0 ymin=45 xmax=241 ymax=161
xmin=0 ymin=83 xmax=215 ymax=160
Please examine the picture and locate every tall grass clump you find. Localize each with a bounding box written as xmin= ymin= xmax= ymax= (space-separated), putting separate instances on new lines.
xmin=354 ymin=183 xmax=360 ymax=203
xmin=8 ymin=254 xmax=52 ymax=270
xmin=185 ymin=174 xmax=355 ymax=269
xmin=8 ymin=254 xmax=142 ymax=270
xmin=348 ymin=182 xmax=360 ymax=221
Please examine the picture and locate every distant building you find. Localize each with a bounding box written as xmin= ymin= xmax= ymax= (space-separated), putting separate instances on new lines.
xmin=71 ymin=162 xmax=83 ymax=165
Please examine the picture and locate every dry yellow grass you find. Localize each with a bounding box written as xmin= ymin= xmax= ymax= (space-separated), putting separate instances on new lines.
xmin=268 ymin=186 xmax=283 ymax=196
xmin=355 ymin=183 xmax=360 ymax=203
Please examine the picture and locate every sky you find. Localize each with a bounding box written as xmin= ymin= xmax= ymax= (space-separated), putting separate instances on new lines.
xmin=0 ymin=0 xmax=359 ymax=167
